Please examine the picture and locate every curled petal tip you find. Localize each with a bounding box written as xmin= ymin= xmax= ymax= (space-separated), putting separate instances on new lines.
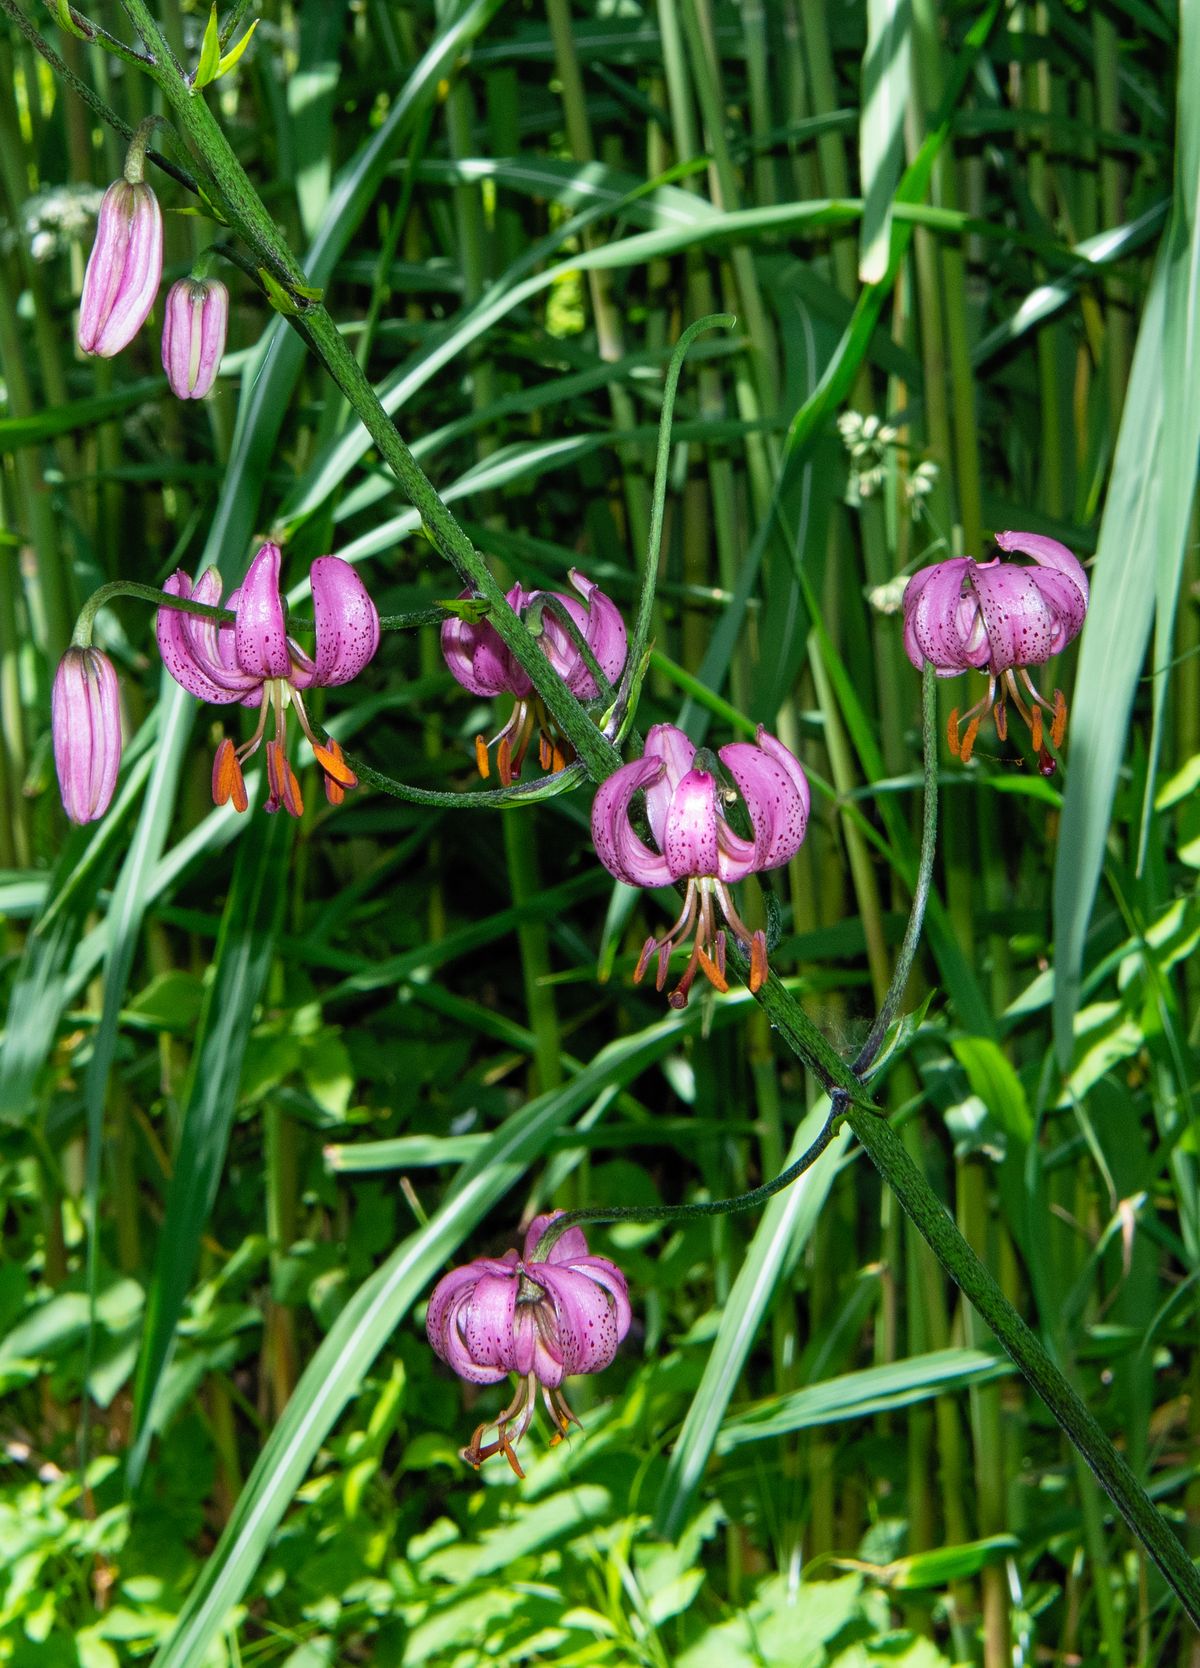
xmin=310 ymin=557 xmax=381 ymax=686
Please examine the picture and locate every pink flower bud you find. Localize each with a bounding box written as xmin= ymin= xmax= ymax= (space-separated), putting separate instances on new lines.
xmin=78 ymin=179 xmax=163 ymax=358
xmin=161 ymin=276 xmax=229 ymax=399
xmin=51 ymin=647 xmax=122 ymax=824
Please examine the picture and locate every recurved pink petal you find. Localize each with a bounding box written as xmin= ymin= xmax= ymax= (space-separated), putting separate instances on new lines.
xmin=538 ymin=571 xmax=628 ymax=698
xmin=971 ymin=561 xmax=1071 ymax=670
xmin=662 ymin=769 xmax=720 ymax=879
xmin=462 ymin=1270 xmax=520 ymax=1374
xmin=719 ymin=730 xmax=810 ymax=877
xmin=993 ymin=530 xmax=1088 ymax=643
xmin=310 ymin=556 xmax=380 ymax=686
xmin=157 ymin=571 xmax=246 ymax=704
xmin=591 ymin=756 xmax=673 ymax=887
xmin=235 ymin=543 xmax=292 ymax=679
xmin=642 ymin=723 xmax=698 ymax=848
xmin=537 ymin=1264 xmax=627 ymax=1376
xmin=902 ymin=558 xmax=989 ymax=673
xmin=428 ymin=1271 xmax=511 ymax=1385
xmin=573 ymin=570 xmax=628 ymax=689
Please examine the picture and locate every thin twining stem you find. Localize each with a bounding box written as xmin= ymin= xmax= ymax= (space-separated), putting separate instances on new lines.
xmin=852 ymin=658 xmax=938 ymax=1076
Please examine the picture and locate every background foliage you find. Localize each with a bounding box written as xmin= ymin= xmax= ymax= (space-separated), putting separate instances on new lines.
xmin=1 ymin=1 xmax=1199 ymax=1665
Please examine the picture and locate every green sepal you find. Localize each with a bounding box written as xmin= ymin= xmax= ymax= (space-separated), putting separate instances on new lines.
xmin=216 ymin=17 xmax=259 ymax=78
xmin=258 ymin=268 xmax=304 ymax=316
xmin=437 ymin=596 xmax=489 ymax=623
xmin=192 ymin=5 xmax=221 ymax=90
xmin=193 ymin=7 xmax=260 ymax=92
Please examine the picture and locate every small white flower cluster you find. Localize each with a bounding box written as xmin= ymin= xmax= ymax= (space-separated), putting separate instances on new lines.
xmin=837 ymin=410 xmax=939 ymax=519
xmin=21 ymin=183 xmax=105 ymax=262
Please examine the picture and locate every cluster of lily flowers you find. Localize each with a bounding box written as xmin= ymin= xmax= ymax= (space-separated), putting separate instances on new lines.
xmin=51 ymin=520 xmax=1088 ymax=1472
xmin=57 ymin=151 xmax=1094 ymax=1477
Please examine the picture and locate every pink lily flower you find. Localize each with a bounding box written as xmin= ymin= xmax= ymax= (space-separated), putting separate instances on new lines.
xmin=78 ymin=176 xmax=163 ymax=358
xmin=156 ymin=541 xmax=379 ymax=816
xmin=161 ymin=276 xmax=229 ymax=399
xmin=441 ymin=569 xmax=626 ymax=783
xmin=903 ymin=531 xmax=1088 ymax=766
xmin=591 ymin=723 xmax=810 ymax=1007
xmin=51 ymin=647 xmax=122 ymax=825
xmin=426 ymin=1212 xmax=631 ymax=1478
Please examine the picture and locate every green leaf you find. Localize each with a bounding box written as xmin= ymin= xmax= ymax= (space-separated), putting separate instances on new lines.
xmin=216 ymin=17 xmax=260 ymax=79
xmin=127 ymin=813 xmax=293 ymax=1490
xmin=191 ymin=5 xmax=221 ymax=92
xmin=951 ymin=1037 xmax=1033 ymax=1146
xmin=715 ymin=1348 xmax=1011 ymax=1450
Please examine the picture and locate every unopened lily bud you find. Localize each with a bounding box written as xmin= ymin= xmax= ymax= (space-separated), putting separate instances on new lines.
xmin=162 ymin=276 xmax=229 ymax=399
xmin=78 ymin=178 xmax=163 ymax=357
xmin=51 ymin=647 xmax=122 ymax=824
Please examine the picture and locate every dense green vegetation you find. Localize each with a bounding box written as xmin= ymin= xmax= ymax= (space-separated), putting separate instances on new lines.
xmin=1 ymin=2 xmax=1199 ymax=1665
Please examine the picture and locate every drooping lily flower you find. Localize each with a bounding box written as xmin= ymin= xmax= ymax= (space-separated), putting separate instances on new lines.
xmin=51 ymin=646 xmax=122 ymax=824
xmin=591 ymin=723 xmax=810 ymax=1008
xmin=162 ymin=276 xmax=228 ymax=399
xmin=903 ymin=531 xmax=1088 ymax=767
xmin=157 ymin=542 xmax=379 ymax=815
xmin=78 ymin=175 xmax=163 ymax=358
xmin=441 ymin=570 xmax=626 ymax=784
xmin=426 ymin=1212 xmax=631 ymax=1478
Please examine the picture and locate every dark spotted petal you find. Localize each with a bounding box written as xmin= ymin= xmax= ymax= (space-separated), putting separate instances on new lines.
xmin=719 ymin=729 xmax=810 ymax=877
xmin=310 ymin=556 xmax=380 ymax=686
xmin=235 ymin=542 xmax=293 ymax=679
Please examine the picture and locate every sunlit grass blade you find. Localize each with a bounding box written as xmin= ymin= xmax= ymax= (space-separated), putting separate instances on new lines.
xmin=858 ymin=0 xmax=911 ymax=284
xmin=653 ymin=1100 xmax=850 ymax=1538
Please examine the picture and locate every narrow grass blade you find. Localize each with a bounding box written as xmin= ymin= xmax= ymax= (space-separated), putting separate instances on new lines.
xmin=127 ymin=811 xmax=293 ymax=1490
xmin=716 ymin=1347 xmax=1010 ymax=1449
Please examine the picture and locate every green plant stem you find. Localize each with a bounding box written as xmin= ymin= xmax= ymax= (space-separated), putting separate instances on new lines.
xmin=0 ymin=0 xmax=197 ymax=188
xmin=847 ymin=1108 xmax=1200 ymax=1629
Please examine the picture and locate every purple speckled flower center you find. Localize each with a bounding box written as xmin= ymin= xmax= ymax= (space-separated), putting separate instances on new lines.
xmin=156 ymin=542 xmax=379 ymax=816
xmin=590 ymin=724 xmax=810 ymax=1007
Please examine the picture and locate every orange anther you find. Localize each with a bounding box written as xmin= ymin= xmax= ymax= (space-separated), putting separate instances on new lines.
xmin=1051 ymin=690 xmax=1067 ymax=749
xmin=749 ymin=932 xmax=768 ymax=992
xmin=695 ymin=945 xmax=729 ymax=993
xmin=958 ymin=716 xmax=981 ymax=764
xmin=947 ymin=709 xmax=962 ymax=757
xmin=267 ymin=740 xmax=304 ymax=818
xmin=212 ymin=738 xmax=249 ymax=812
xmin=1030 ymin=704 xmax=1043 ymax=753
xmin=314 ymin=739 xmax=354 ymax=809
xmin=497 ymin=735 xmax=513 ymax=787
xmin=474 ymin=735 xmax=491 ymax=779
